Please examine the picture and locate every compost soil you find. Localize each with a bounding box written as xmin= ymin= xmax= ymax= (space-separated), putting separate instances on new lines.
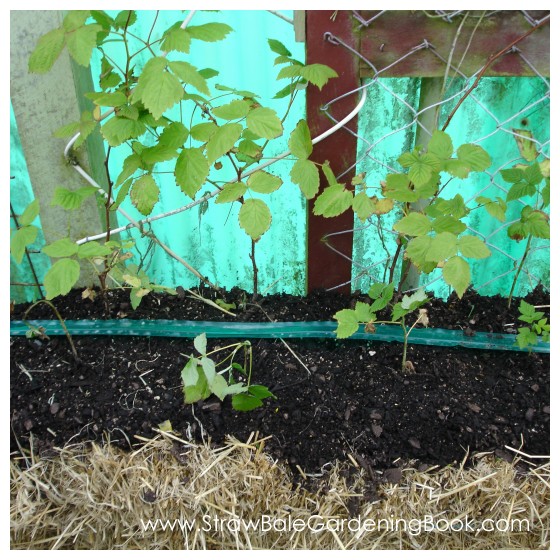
xmin=11 ymin=286 xmax=549 ymax=484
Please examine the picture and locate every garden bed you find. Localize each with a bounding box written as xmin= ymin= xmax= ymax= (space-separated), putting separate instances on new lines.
xmin=10 ymin=287 xmax=550 ymax=475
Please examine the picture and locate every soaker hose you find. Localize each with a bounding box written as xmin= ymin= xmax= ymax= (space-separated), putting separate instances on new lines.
xmin=10 ymin=320 xmax=549 ymax=353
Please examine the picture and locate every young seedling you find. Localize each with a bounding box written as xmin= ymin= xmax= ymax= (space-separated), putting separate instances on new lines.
xmin=180 ymin=333 xmax=275 ymax=411
xmin=515 ymin=299 xmax=550 ymax=351
xmin=334 ymin=282 xmax=430 ymax=372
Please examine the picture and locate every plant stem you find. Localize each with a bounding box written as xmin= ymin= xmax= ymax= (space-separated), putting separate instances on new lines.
xmin=250 ymin=240 xmax=259 ymax=301
xmin=23 ymin=300 xmax=79 ymax=364
xmin=508 ymin=235 xmax=533 ymax=308
xmin=388 ymin=238 xmax=402 ymax=286
xmin=401 ymin=320 xmax=408 ymax=372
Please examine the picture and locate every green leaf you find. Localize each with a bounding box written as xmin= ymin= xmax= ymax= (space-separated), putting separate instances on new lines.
xmin=199 ymin=68 xmax=219 ymax=79
xmin=289 ymin=120 xmax=313 ymax=159
xmin=65 ymin=24 xmax=102 ymax=67
xmin=334 ymin=309 xmax=359 ymax=338
xmin=321 ymin=161 xmax=338 ymax=186
xmin=231 ymin=393 xmax=263 ymax=412
xmin=428 ymin=130 xmax=453 ymax=159
xmin=524 ymin=211 xmax=550 ymax=238
xmin=500 ymin=167 xmax=525 ymax=184
xmin=206 ymin=122 xmax=243 ymax=163
xmin=18 ymin=200 xmax=40 ymax=227
xmin=391 ymin=303 xmax=408 ymax=322
xmin=212 ymin=99 xmax=251 ymax=120
xmin=42 ymin=238 xmax=79 ymax=258
xmin=216 ymin=182 xmax=247 ymax=203
xmin=405 ymin=235 xmax=433 ymax=267
xmin=518 ymin=299 xmax=536 ymax=319
xmin=516 ymin=327 xmax=538 ymax=349
xmin=426 ymin=232 xmax=458 ymax=262
xmin=313 ymin=184 xmax=353 ymax=218
xmin=401 ymin=288 xmax=428 ymax=310
xmin=354 ymin=301 xmax=375 ymax=323
xmin=84 ymin=91 xmax=127 ymax=107
xmin=51 ymin=186 xmax=98 ymax=210
xmin=209 ymin=374 xmax=230 ymax=401
xmin=408 ymin=154 xmax=440 ymax=187
xmin=277 ymin=65 xmax=302 ymax=81
xmin=291 ymin=159 xmax=320 ymax=199
xmin=247 ymin=171 xmax=282 ymax=194
xmin=456 ymin=144 xmax=491 ymax=171
xmin=159 ymin=122 xmax=189 ymax=149
xmin=246 ymin=107 xmax=283 ymax=139
xmin=190 ymin=122 xmax=218 ymax=142
xmin=524 ymin=161 xmax=543 ymax=185
xmin=507 ymin=221 xmax=527 ymax=241
xmin=175 ymin=147 xmax=210 ymax=198
xmin=44 ymin=258 xmax=80 ymax=300
xmin=443 ymin=159 xmax=471 ymax=178
xmin=238 ymin=199 xmax=272 ymax=240
xmin=475 ymin=196 xmax=507 ymax=222
xmin=512 ymin=129 xmax=538 ymax=162
xmin=187 ymin=23 xmax=233 ymax=42
xmin=161 ymin=26 xmax=191 ymax=54
xmin=542 ymin=179 xmax=550 ymax=207
xmin=194 ymin=333 xmax=207 ymax=355
xmin=115 ymin=154 xmax=142 ymax=186
xmin=114 ymin=10 xmax=137 ymax=29
xmin=62 ymin=11 xmax=90 ymax=31
xmin=10 ymin=226 xmax=38 ymax=264
xmin=135 ymin=57 xmax=184 ymax=120
xmin=111 ymin=177 xmax=133 ymax=210
xmin=140 ymin=144 xmax=179 ymax=165
xmin=398 ymin=152 xmax=417 ymax=168
xmin=506 ymin=181 xmax=536 ymax=202
xmin=248 ymin=385 xmax=275 ymax=400
xmin=383 ymin=173 xmax=417 ymax=202
xmin=268 ymin=38 xmax=292 ymax=57
xmin=77 ymin=241 xmax=113 ymax=259
xmin=431 ymin=215 xmax=467 ymax=235
xmin=90 ymin=10 xmax=113 ymax=30
xmin=442 ymin=256 xmax=470 ymax=298
xmin=458 ymin=235 xmax=491 ymax=259
xmin=369 ymin=283 xmax=394 ymax=312
xmin=299 ymin=64 xmax=338 ymax=90
xmin=130 ymin=175 xmax=159 ymax=215
xmin=394 ymin=212 xmax=431 ymax=236
xmin=29 ymin=28 xmax=66 ymax=73
xmin=101 ymin=116 xmax=146 ymax=147
xmin=168 ymin=61 xmax=210 ymax=96
xmin=352 ymin=191 xmax=376 ymax=222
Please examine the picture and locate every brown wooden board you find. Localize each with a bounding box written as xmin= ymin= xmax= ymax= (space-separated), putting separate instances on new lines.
xmin=305 ymin=10 xmax=360 ymax=294
xmin=356 ymin=10 xmax=550 ymax=78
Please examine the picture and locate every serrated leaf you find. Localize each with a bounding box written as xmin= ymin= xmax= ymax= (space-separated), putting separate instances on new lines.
xmin=394 ymin=212 xmax=431 ymax=236
xmin=506 ymin=181 xmax=536 ymax=202
xmin=313 ymin=184 xmax=353 ymax=218
xmin=516 ymin=327 xmax=538 ymax=349
xmin=277 ymin=65 xmax=302 ymax=81
xmin=115 ymin=154 xmax=142 ymax=186
xmin=443 ymin=256 xmax=470 ymax=298
xmin=334 ymin=309 xmax=359 ymax=338
xmin=369 ymin=283 xmax=394 ymax=312
xmin=401 ymin=287 xmax=428 ymax=310
xmin=352 ymin=191 xmax=376 ymax=222
xmin=428 ymin=130 xmax=453 ymax=159
xmin=541 ymin=179 xmax=550 ymax=207
xmin=161 ymin=26 xmax=191 ymax=54
xmin=512 ymin=129 xmax=538 ymax=162
xmin=85 ymin=91 xmax=127 ymax=107
xmin=247 ymin=171 xmax=282 ymax=194
xmin=66 ymin=24 xmax=102 ymax=67
xmin=130 ymin=175 xmax=159 ymax=215
xmin=289 ymin=120 xmax=312 ymax=159
xmin=53 ymin=121 xmax=80 ymax=139
xmin=405 ymin=235 xmax=433 ymax=267
xmin=458 ymin=235 xmax=491 ymax=259
xmin=524 ymin=212 xmax=550 ymax=238
xmin=383 ymin=173 xmax=417 ymax=202
xmin=216 ymin=182 xmax=247 ymax=203
xmin=42 ymin=238 xmax=79 ymax=258
xmin=44 ymin=258 xmax=80 ymax=300
xmin=500 ymin=167 xmax=525 ymax=183
xmin=194 ymin=333 xmax=207 ymax=355
xmin=209 ymin=374 xmax=229 ymax=401
xmin=524 ymin=161 xmax=543 ymax=185
xmin=456 ymin=144 xmax=491 ymax=171
xmin=29 ymin=28 xmax=66 ymax=73
xmin=408 ymin=155 xmax=440 ymax=187
xmin=51 ymin=186 xmax=98 ymax=210
xmin=232 ymin=393 xmax=263 ymax=411
xmin=248 ymin=385 xmax=275 ymax=400
xmin=200 ymin=356 xmax=216 ymax=384
xmin=299 ymin=64 xmax=338 ymax=90
xmin=372 ymin=197 xmax=395 ymax=216
xmin=238 ymin=199 xmax=272 ymax=240
xmin=10 ymin=226 xmax=38 ymax=264
xmin=141 ymin=144 xmax=179 ymax=165
xmin=475 ymin=196 xmax=506 ymax=222
xmin=199 ymin=68 xmax=219 ymax=79
xmin=77 ymin=241 xmax=113 ymax=259
xmin=507 ymin=221 xmax=527 ymax=241
xmin=18 ymin=200 xmax=40 ymax=227
xmin=187 ymin=22 xmax=233 ymax=42
xmin=101 ymin=116 xmax=146 ymax=147
xmin=114 ymin=10 xmax=137 ymax=29
xmin=291 ymin=159 xmax=320 ymax=199
xmin=62 ymin=11 xmax=90 ymax=32
xmin=246 ymin=107 xmax=283 ymax=139
xmin=206 ymin=123 xmax=243 ymax=163
xmin=398 ymin=152 xmax=417 ymax=168
xmin=354 ymin=301 xmax=375 ymax=323
xmin=426 ymin=232 xmax=458 ymax=262
xmin=268 ymin=38 xmax=292 ymax=57
xmin=158 ymin=122 xmax=189 ymax=149
xmin=190 ymin=122 xmax=218 ymax=142
xmin=168 ymin=60 xmax=210 ymax=96
xmin=431 ymin=215 xmax=467 ymax=235
xmin=136 ymin=57 xmax=184 ymax=120
xmin=443 ymin=159 xmax=471 ymax=178
xmin=212 ymin=99 xmax=250 ymax=120
xmin=175 ymin=147 xmax=209 ymax=198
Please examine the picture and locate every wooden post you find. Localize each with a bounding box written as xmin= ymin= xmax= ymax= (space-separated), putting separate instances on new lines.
xmin=305 ymin=10 xmax=360 ymax=294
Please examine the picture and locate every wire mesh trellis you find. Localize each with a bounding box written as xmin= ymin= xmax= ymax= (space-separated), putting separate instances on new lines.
xmin=316 ymin=10 xmax=550 ymax=299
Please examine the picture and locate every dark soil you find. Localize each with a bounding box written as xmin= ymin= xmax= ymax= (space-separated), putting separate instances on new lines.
xmin=10 ymin=286 xmax=549 ymax=480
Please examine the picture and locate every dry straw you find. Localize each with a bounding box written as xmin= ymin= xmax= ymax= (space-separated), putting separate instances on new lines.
xmin=10 ymin=431 xmax=549 ymax=550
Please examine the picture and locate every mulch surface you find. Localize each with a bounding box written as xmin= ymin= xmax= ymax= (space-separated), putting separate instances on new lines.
xmin=10 ymin=286 xmax=549 ymax=475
